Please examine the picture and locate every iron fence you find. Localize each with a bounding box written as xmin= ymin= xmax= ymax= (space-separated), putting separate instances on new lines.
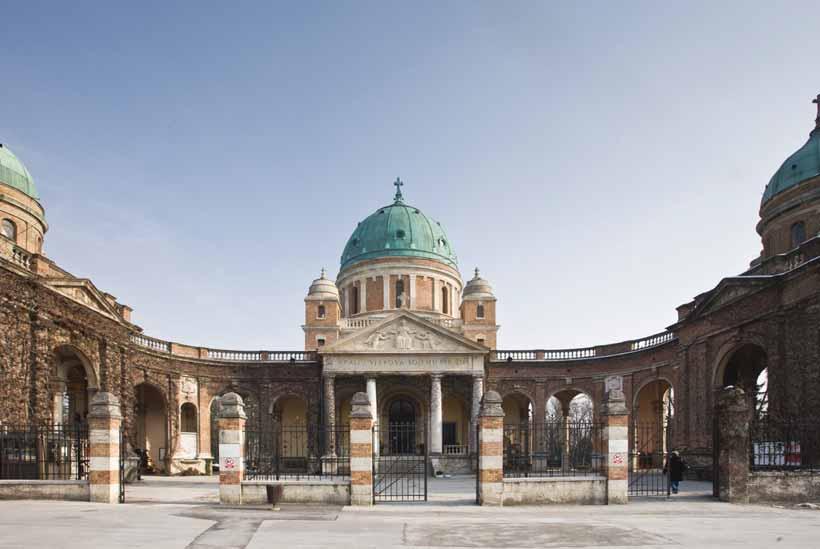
xmin=750 ymin=419 xmax=820 ymax=473
xmin=244 ymin=424 xmax=350 ymax=481
xmin=503 ymin=421 xmax=605 ymax=478
xmin=0 ymin=424 xmax=89 ymax=480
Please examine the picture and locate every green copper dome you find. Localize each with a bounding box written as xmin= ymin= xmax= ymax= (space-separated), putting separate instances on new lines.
xmin=762 ymin=97 xmax=820 ymax=206
xmin=0 ymin=144 xmax=39 ymax=200
xmin=340 ymin=180 xmax=458 ymax=271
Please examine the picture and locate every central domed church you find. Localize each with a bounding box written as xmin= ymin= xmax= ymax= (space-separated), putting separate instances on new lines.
xmin=302 ymin=179 xmax=497 ymax=464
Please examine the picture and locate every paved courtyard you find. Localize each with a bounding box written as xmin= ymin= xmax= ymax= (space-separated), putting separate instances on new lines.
xmin=0 ymin=476 xmax=817 ymax=548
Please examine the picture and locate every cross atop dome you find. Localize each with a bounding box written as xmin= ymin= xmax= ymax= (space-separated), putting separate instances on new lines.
xmin=813 ymin=93 xmax=820 ymax=132
xmin=393 ymin=177 xmax=404 ymax=202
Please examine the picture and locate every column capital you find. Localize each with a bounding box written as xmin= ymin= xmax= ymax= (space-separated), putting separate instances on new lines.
xmin=430 ymin=373 xmax=444 ymax=381
xmin=323 ymin=372 xmax=336 ymax=380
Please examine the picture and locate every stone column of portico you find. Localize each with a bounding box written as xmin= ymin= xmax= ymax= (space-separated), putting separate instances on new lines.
xmin=350 ymin=392 xmax=374 ymax=506
xmin=383 ymin=275 xmax=390 ymax=309
xmin=367 ymin=377 xmax=379 ymax=457
xmin=323 ymin=374 xmax=337 ymax=456
xmin=409 ymin=274 xmax=416 ymax=309
xmin=359 ymin=278 xmax=367 ymax=313
xmin=430 ymin=374 xmax=443 ymax=455
xmin=88 ymin=392 xmax=123 ymax=504
xmin=478 ymin=390 xmax=504 ymax=505
xmin=603 ymin=390 xmax=629 ymax=504
xmin=217 ymin=392 xmax=246 ymax=505
xmin=469 ymin=375 xmax=484 ymax=455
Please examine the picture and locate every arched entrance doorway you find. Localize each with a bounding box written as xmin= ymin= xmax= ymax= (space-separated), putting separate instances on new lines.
xmin=632 ymin=380 xmax=674 ymax=468
xmin=629 ymin=379 xmax=674 ymax=497
xmin=387 ymin=398 xmax=416 ymax=454
xmin=135 ymin=383 xmax=168 ymax=474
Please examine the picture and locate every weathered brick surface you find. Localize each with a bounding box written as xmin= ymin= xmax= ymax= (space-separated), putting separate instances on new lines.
xmin=351 ymin=470 xmax=372 ymax=484
xmin=365 ymin=276 xmax=383 ymax=311
xmin=479 ymin=469 xmax=502 ymax=483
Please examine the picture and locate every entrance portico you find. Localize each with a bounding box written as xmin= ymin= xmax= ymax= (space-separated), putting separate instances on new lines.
xmin=321 ymin=312 xmax=486 ymax=463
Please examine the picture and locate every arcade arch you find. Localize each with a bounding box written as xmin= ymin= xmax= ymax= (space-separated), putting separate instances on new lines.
xmin=52 ymin=345 xmax=98 ymax=425
xmin=718 ymin=343 xmax=769 ymax=417
xmin=135 ymin=382 xmax=168 ymax=473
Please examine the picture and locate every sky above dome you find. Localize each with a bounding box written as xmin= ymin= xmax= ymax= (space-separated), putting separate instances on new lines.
xmin=2 ymin=1 xmax=819 ymax=349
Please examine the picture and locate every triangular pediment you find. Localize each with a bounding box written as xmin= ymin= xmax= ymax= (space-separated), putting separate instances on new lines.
xmin=689 ymin=277 xmax=770 ymax=319
xmin=43 ymin=278 xmax=122 ymax=321
xmin=323 ymin=311 xmax=486 ymax=354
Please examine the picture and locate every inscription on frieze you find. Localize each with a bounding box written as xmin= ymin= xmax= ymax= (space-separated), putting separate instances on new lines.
xmin=325 ymin=354 xmax=477 ymax=374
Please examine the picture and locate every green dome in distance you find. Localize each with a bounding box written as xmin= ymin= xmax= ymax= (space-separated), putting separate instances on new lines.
xmin=340 ymin=178 xmax=458 ymax=271
xmin=762 ymin=94 xmax=820 ymax=206
xmin=0 ymin=144 xmax=39 ymax=201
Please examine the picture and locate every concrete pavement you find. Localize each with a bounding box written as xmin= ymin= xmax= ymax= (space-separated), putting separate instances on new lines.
xmin=0 ymin=476 xmax=817 ymax=549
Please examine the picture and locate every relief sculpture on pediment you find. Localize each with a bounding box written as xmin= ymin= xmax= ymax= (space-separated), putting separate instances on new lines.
xmin=363 ymin=319 xmax=442 ymax=351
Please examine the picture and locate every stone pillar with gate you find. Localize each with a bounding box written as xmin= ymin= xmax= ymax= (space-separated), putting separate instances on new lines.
xmin=218 ymin=392 xmax=246 ymax=505
xmin=716 ymin=386 xmax=750 ymax=503
xmin=477 ymin=390 xmax=504 ymax=505
xmin=350 ymin=392 xmax=374 ymax=506
xmin=88 ymin=392 xmax=123 ymax=504
xmin=603 ymin=377 xmax=629 ymax=504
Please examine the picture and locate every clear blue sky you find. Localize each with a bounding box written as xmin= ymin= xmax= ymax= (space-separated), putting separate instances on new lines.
xmin=2 ymin=1 xmax=818 ymax=349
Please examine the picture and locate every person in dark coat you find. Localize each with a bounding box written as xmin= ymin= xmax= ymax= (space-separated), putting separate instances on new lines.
xmin=664 ymin=451 xmax=687 ymax=494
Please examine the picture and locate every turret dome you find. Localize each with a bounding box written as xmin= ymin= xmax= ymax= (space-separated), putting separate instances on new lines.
xmin=306 ymin=269 xmax=339 ymax=301
xmin=0 ymin=144 xmax=39 ymax=200
xmin=340 ymin=179 xmax=457 ymax=271
xmin=463 ymin=268 xmax=495 ymax=300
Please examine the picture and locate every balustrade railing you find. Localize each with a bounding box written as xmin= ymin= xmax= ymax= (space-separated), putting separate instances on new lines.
xmin=630 ymin=331 xmax=676 ymax=351
xmin=11 ymin=247 xmax=30 ymax=269
xmin=432 ymin=318 xmax=463 ymax=329
xmin=494 ymin=350 xmax=538 ymax=361
xmin=543 ymin=348 xmax=597 ymax=360
xmin=492 ymin=330 xmax=676 ymax=362
xmin=443 ymin=444 xmax=468 ymax=456
xmin=340 ymin=317 xmax=378 ymax=329
xmin=207 ymin=349 xmax=261 ymax=361
xmin=130 ymin=333 xmax=317 ymax=362
xmin=130 ymin=333 xmax=171 ymax=353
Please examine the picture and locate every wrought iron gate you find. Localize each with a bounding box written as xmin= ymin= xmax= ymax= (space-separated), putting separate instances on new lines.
xmin=628 ymin=416 xmax=671 ymax=497
xmin=373 ymin=422 xmax=427 ymax=502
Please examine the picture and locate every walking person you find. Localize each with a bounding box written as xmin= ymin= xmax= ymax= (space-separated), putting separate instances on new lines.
xmin=664 ymin=450 xmax=687 ymax=494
